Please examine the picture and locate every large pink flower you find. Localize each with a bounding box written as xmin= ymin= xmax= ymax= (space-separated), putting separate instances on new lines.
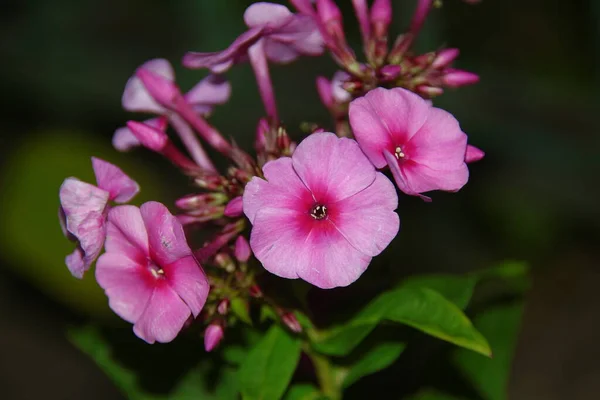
xmin=243 ymin=132 xmax=399 ymax=289
xmin=59 ymin=158 xmax=139 ymax=278
xmin=96 ymin=202 xmax=210 ymax=344
xmin=349 ymin=87 xmax=469 ymax=199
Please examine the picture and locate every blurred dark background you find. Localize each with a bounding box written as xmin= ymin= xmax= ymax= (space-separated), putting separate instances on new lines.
xmin=0 ymin=0 xmax=598 ymax=399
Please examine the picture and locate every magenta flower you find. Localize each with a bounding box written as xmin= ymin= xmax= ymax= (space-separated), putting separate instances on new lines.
xmin=243 ymin=132 xmax=399 ymax=289
xmin=96 ymin=202 xmax=210 ymax=344
xmin=59 ymin=158 xmax=139 ymax=278
xmin=183 ymin=2 xmax=323 ymax=72
xmin=349 ymin=87 xmax=469 ymax=199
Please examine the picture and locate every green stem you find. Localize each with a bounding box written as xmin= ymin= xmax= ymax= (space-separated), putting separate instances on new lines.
xmin=305 ymin=346 xmax=342 ymax=400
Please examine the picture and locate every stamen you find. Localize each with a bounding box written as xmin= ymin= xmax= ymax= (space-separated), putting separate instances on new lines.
xmin=395 ymin=146 xmax=405 ymax=159
xmin=310 ymin=204 xmax=328 ymax=220
xmin=148 ymin=261 xmax=165 ymax=279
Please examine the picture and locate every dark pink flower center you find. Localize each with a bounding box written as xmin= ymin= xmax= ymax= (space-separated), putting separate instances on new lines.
xmin=147 ymin=259 xmax=165 ymax=279
xmin=394 ymin=146 xmax=406 ymax=160
xmin=310 ymin=204 xmax=328 ymax=220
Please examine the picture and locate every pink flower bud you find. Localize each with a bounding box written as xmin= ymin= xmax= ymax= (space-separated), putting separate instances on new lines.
xmin=126 ymin=121 xmax=168 ymax=151
xmin=204 ymin=324 xmax=224 ymax=352
xmin=316 ymin=76 xmax=333 ymax=109
xmin=370 ymin=0 xmax=392 ymax=26
xmin=282 ymin=312 xmax=302 ymax=333
xmin=234 ymin=235 xmax=251 ymax=263
xmin=352 ymin=0 xmax=371 ymax=44
xmin=431 ymin=48 xmax=460 ymax=69
xmin=465 ymin=144 xmax=485 ymax=163
xmin=443 ymin=69 xmax=480 ymax=87
xmin=175 ymin=193 xmax=227 ymax=210
xmin=249 ymin=285 xmax=263 ymax=298
xmin=316 ymin=0 xmax=342 ymax=25
xmin=379 ymin=64 xmax=402 ymax=81
xmin=224 ymin=196 xmax=243 ymax=218
xmin=416 ymin=85 xmax=444 ymax=97
xmin=255 ymin=118 xmax=269 ymax=151
xmin=217 ymin=299 xmax=230 ymax=315
xmin=136 ymin=68 xmax=182 ymax=109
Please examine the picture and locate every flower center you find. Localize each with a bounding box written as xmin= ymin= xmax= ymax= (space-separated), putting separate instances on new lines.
xmin=394 ymin=146 xmax=406 ymax=159
xmin=310 ymin=204 xmax=328 ymax=220
xmin=148 ymin=260 xmax=165 ymax=279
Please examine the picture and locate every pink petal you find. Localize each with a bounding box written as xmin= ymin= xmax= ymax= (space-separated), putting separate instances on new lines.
xmin=105 ymin=205 xmax=149 ymax=262
xmin=182 ymin=27 xmax=264 ymax=73
xmin=122 ymin=59 xmax=174 ymax=113
xmin=163 ymin=255 xmax=209 ymax=318
xmin=465 ymin=144 xmax=485 ymax=163
xmin=349 ymin=87 xmax=430 ymax=167
xmin=184 ymin=75 xmax=231 ymax=109
xmin=113 ymin=117 xmax=167 ymax=152
xmin=330 ymin=174 xmax=399 ymax=257
xmin=291 ymin=132 xmax=376 ymax=202
xmin=92 ymin=157 xmax=139 ymax=203
xmin=66 ymin=211 xmax=106 ymax=278
xmin=133 ymin=283 xmax=192 ymax=344
xmin=140 ymin=201 xmax=193 ymax=266
xmin=404 ymin=107 xmax=468 ymax=171
xmin=264 ymin=39 xmax=300 ymax=63
xmin=331 ymin=71 xmax=351 ymax=103
xmin=95 ymin=252 xmax=153 ymax=323
xmin=244 ymin=2 xmax=293 ymax=28
xmin=224 ymin=196 xmax=243 ymax=217
xmin=243 ymin=157 xmax=314 ymax=223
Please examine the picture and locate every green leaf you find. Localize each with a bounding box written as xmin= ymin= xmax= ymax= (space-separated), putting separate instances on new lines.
xmin=239 ymin=325 xmax=302 ymax=400
xmin=284 ymin=384 xmax=324 ymax=400
xmin=453 ymin=303 xmax=524 ymax=400
xmin=312 ymin=286 xmax=491 ymax=358
xmin=406 ymin=389 xmax=468 ymax=400
xmin=231 ymin=297 xmax=253 ymax=325
xmin=341 ymin=341 xmax=406 ymax=388
xmin=401 ymin=274 xmax=478 ymax=310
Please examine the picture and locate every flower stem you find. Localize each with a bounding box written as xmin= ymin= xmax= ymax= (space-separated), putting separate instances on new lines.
xmin=306 ymin=346 xmax=342 ymax=400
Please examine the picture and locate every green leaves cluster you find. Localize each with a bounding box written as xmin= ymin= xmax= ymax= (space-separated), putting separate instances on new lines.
xmin=69 ymin=262 xmax=528 ymax=400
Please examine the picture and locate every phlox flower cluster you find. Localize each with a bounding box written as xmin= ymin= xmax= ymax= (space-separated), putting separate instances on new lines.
xmin=58 ymin=0 xmax=484 ymax=347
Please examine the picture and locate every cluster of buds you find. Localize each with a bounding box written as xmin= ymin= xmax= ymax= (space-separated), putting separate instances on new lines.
xmin=58 ymin=0 xmax=484 ymax=347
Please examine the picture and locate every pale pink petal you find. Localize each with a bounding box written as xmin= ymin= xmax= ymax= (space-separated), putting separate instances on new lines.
xmin=66 ymin=211 xmax=106 ymax=277
xmin=105 ymin=205 xmax=149 ymax=261
xmin=113 ymin=117 xmax=167 ymax=152
xmin=331 ymin=71 xmax=351 ymax=103
xmin=133 ymin=284 xmax=192 ymax=344
xmin=244 ymin=2 xmax=293 ymax=28
xmin=92 ymin=157 xmax=139 ymax=203
xmin=404 ymin=107 xmax=468 ymax=171
xmin=465 ymin=144 xmax=485 ymax=163
xmin=65 ymin=248 xmax=86 ymax=279
xmin=291 ymin=132 xmax=376 ymax=201
xmin=243 ymin=157 xmax=314 ymax=222
xmin=95 ymin=252 xmax=153 ymax=323
xmin=349 ymin=87 xmax=430 ymax=167
xmin=264 ymin=39 xmax=300 ymax=63
xmin=140 ymin=202 xmax=192 ymax=266
xmin=163 ymin=255 xmax=209 ymax=317
xmin=122 ymin=59 xmax=174 ymax=113
xmin=184 ymin=75 xmax=231 ymax=109
xmin=330 ymin=174 xmax=399 ymax=257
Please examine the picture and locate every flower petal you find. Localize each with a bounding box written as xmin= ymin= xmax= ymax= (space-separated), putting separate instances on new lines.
xmin=292 ymin=132 xmax=376 ymax=202
xmin=330 ymin=173 xmax=400 ymax=257
xmin=184 ymin=75 xmax=231 ymax=109
xmin=163 ymin=255 xmax=209 ymax=318
xmin=92 ymin=157 xmax=139 ymax=203
xmin=244 ymin=2 xmax=293 ymax=28
xmin=105 ymin=205 xmax=149 ymax=261
xmin=243 ymin=157 xmax=313 ymax=222
xmin=122 ymin=59 xmax=174 ymax=113
xmin=140 ymin=201 xmax=192 ymax=266
xmin=113 ymin=118 xmax=167 ymax=152
xmin=133 ymin=284 xmax=192 ymax=344
xmin=96 ymin=252 xmax=153 ymax=323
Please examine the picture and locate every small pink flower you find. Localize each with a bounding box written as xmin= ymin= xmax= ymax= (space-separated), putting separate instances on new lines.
xmin=59 ymin=158 xmax=139 ymax=278
xmin=349 ymin=87 xmax=469 ymax=199
xmin=96 ymin=202 xmax=210 ymax=344
xmin=183 ymin=2 xmax=323 ymax=72
xmin=243 ymin=132 xmax=399 ymax=289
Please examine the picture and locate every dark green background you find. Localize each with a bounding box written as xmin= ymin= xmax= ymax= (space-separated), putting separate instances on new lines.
xmin=0 ymin=0 xmax=598 ymax=399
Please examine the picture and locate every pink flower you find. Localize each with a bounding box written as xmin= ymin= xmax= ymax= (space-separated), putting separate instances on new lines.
xmin=349 ymin=87 xmax=469 ymax=199
xmin=59 ymin=158 xmax=139 ymax=278
xmin=243 ymin=132 xmax=399 ymax=289
xmin=183 ymin=2 xmax=323 ymax=72
xmin=96 ymin=202 xmax=210 ymax=344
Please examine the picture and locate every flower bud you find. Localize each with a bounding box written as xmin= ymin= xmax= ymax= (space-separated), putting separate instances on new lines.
xmin=316 ymin=76 xmax=333 ymax=109
xmin=249 ymin=285 xmax=263 ymax=298
xmin=126 ymin=121 xmax=168 ymax=152
xmin=204 ymin=324 xmax=224 ymax=352
xmin=215 ymin=253 xmax=235 ymax=272
xmin=224 ymin=196 xmax=243 ymax=218
xmin=431 ymin=48 xmax=460 ymax=69
xmin=416 ymin=85 xmax=444 ymax=97
xmin=465 ymin=144 xmax=485 ymax=163
xmin=317 ymin=0 xmax=344 ymax=41
xmin=136 ymin=68 xmax=182 ymax=109
xmin=282 ymin=312 xmax=302 ymax=333
xmin=370 ymin=0 xmax=392 ymax=37
xmin=217 ymin=299 xmax=230 ymax=315
xmin=255 ymin=118 xmax=269 ymax=151
xmin=234 ymin=236 xmax=251 ymax=263
xmin=175 ymin=193 xmax=227 ymax=211
xmin=442 ymin=69 xmax=480 ymax=87
xmin=379 ymin=64 xmax=402 ymax=81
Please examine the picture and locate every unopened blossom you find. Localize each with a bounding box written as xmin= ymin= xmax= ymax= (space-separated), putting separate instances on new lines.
xmin=316 ymin=71 xmax=351 ymax=109
xmin=204 ymin=324 xmax=224 ymax=352
xmin=96 ymin=202 xmax=209 ymax=344
xmin=183 ymin=2 xmax=324 ymax=72
xmin=465 ymin=144 xmax=485 ymax=163
xmin=349 ymin=87 xmax=470 ymax=199
xmin=59 ymin=158 xmax=139 ymax=278
xmin=243 ymin=132 xmax=399 ymax=289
